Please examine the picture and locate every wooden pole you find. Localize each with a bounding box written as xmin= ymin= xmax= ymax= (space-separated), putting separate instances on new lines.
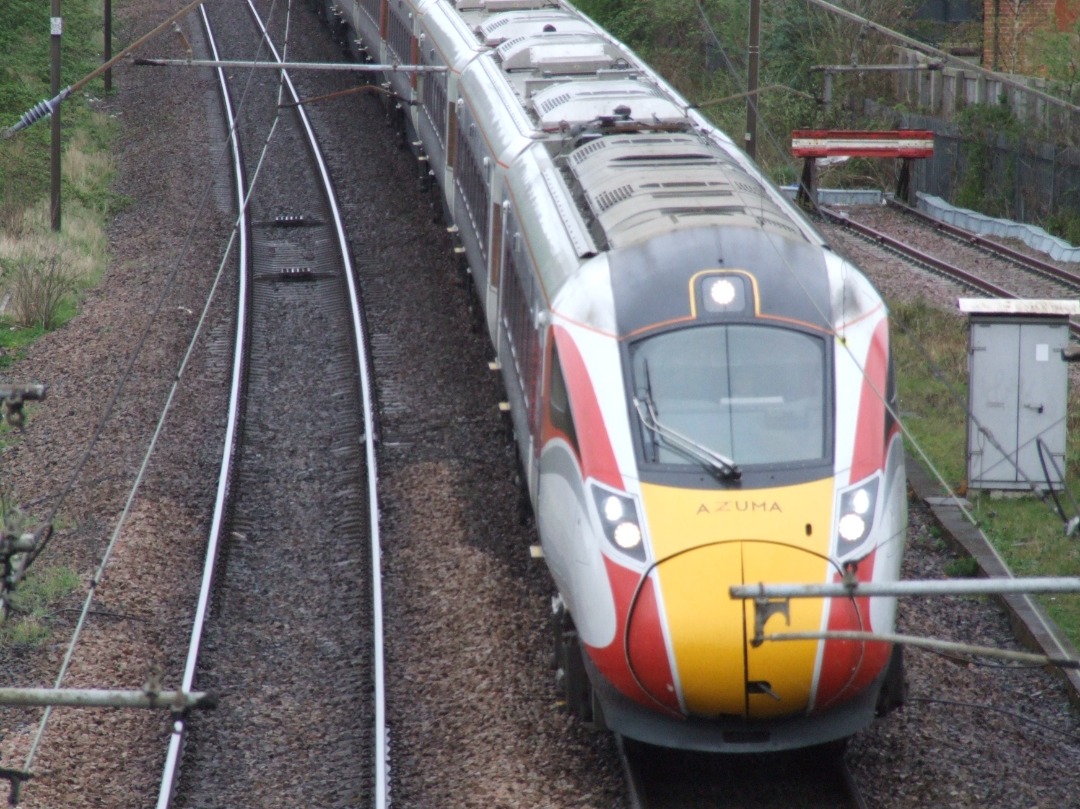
xmin=104 ymin=0 xmax=112 ymax=92
xmin=50 ymin=0 xmax=62 ymax=231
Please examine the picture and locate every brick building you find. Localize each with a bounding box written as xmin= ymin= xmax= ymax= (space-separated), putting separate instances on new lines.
xmin=983 ymin=0 xmax=1080 ymax=72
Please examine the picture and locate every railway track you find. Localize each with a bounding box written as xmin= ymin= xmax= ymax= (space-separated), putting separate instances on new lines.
xmin=820 ymin=200 xmax=1080 ymax=334
xmin=617 ymin=735 xmax=868 ymax=809
xmin=156 ymin=2 xmax=385 ymax=806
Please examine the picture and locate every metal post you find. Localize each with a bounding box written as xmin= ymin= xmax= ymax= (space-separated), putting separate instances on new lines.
xmin=745 ymin=0 xmax=760 ymax=159
xmin=104 ymin=0 xmax=112 ymax=93
xmin=730 ymin=576 xmax=1080 ymax=600
xmin=50 ymin=2 xmax=62 ymax=232
xmin=0 ymin=687 xmax=214 ymax=710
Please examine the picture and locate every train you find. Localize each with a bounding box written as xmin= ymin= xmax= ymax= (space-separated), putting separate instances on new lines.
xmin=314 ymin=0 xmax=909 ymax=752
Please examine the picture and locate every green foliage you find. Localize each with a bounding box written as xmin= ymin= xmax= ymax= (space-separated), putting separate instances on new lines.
xmin=0 ymin=0 xmax=111 ymax=215
xmin=953 ymin=101 xmax=1022 ymax=215
xmin=0 ymin=496 xmax=79 ymax=647
xmin=573 ymin=0 xmax=928 ymax=177
xmin=1043 ymin=206 xmax=1080 ymax=245
xmin=575 ymin=0 xmax=743 ymax=58
xmin=889 ymin=298 xmax=968 ymax=488
xmin=1030 ymin=24 xmax=1080 ymax=102
xmin=1 ymin=564 xmax=80 ymax=648
xmin=0 ymin=0 xmax=50 ymax=57
xmin=1 ymin=251 xmax=79 ymax=330
xmin=0 ymin=323 xmax=45 ymax=371
xmin=971 ymin=489 xmax=1080 ymax=648
xmin=0 ymin=0 xmax=114 ymax=354
xmin=943 ymin=556 xmax=981 ymax=578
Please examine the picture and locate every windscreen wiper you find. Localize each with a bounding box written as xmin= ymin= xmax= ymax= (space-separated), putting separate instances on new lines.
xmin=637 ymin=360 xmax=659 ymax=463
xmin=632 ymin=397 xmax=741 ymax=481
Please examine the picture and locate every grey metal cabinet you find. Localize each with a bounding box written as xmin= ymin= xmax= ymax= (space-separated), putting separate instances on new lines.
xmin=960 ymin=299 xmax=1079 ymax=491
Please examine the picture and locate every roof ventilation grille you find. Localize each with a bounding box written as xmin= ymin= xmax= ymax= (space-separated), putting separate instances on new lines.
xmin=570 ymin=139 xmax=609 ymax=164
xmin=594 ymin=184 xmax=634 ymax=212
xmin=538 ymin=93 xmax=572 ymax=115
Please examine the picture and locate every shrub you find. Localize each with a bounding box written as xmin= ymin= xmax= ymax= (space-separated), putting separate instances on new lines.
xmin=2 ymin=250 xmax=77 ymax=330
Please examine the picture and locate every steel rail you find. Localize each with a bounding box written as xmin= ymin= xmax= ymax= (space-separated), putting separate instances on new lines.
xmin=820 ymin=205 xmax=1017 ymax=298
xmin=837 ymin=756 xmax=870 ymax=809
xmin=153 ymin=4 xmax=387 ymax=806
xmin=154 ymin=6 xmax=251 ymax=806
xmin=239 ymin=4 xmax=388 ymax=808
xmin=822 ymin=203 xmax=1080 ymax=342
xmin=885 ymin=198 xmax=1080 ymax=291
xmin=614 ymin=735 xmax=647 ymax=809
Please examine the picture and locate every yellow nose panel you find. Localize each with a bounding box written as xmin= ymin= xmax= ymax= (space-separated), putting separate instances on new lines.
xmin=743 ymin=542 xmax=831 ymax=718
xmin=641 ymin=479 xmax=834 ymax=719
xmin=653 ymin=542 xmax=747 ymax=717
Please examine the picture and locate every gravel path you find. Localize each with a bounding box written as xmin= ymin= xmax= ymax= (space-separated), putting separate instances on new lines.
xmin=0 ymin=0 xmax=233 ymax=804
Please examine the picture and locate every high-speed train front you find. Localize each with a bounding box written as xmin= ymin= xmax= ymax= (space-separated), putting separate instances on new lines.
xmin=315 ymin=0 xmax=909 ymax=758
xmin=538 ymin=209 xmax=908 ymax=753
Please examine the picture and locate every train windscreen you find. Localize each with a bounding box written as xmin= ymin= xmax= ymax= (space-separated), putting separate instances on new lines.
xmin=629 ymin=324 xmax=827 ymax=469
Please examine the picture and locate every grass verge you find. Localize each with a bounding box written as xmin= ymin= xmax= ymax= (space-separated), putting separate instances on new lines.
xmin=891 ymin=296 xmax=1080 ymax=649
xmin=1 ymin=1 xmax=116 ymax=630
xmin=1 ymin=565 xmax=81 ymax=648
xmin=1 ymin=0 xmax=117 ymax=368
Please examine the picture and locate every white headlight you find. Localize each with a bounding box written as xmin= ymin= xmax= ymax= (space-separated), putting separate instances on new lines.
xmin=838 ymin=513 xmax=866 ymax=542
xmin=709 ymin=278 xmax=737 ymax=306
xmin=592 ymin=485 xmax=647 ymax=561
xmin=613 ymin=522 xmax=642 ymax=549
xmin=602 ymin=495 xmax=624 ymax=523
xmin=851 ymin=488 xmax=872 ymax=515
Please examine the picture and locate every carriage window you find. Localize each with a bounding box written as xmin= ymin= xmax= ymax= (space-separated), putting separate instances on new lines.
xmin=503 ymin=249 xmax=540 ymax=422
xmin=422 ymin=64 xmax=448 ymax=149
xmin=548 ymin=345 xmax=578 ymax=454
xmin=455 ymin=133 xmax=491 ymax=259
xmin=629 ymin=325 xmax=826 ymax=467
xmin=386 ymin=7 xmax=413 ymax=63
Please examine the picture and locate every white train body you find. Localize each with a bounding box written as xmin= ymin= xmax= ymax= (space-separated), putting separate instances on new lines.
xmin=322 ymin=0 xmax=908 ymax=752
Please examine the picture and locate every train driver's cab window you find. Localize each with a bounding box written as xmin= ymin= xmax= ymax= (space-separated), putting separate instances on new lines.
xmin=629 ymin=325 xmax=827 ymax=469
xmin=548 ymin=345 xmax=579 ymax=455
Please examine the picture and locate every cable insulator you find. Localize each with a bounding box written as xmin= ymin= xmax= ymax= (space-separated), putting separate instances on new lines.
xmin=3 ymin=87 xmax=71 ymax=138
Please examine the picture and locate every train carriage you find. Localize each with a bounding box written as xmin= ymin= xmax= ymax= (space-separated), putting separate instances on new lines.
xmin=321 ymin=0 xmax=908 ymax=752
